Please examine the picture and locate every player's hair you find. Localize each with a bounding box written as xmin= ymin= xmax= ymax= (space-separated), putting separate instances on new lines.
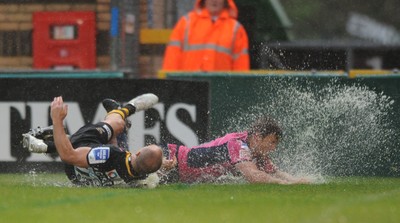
xmin=247 ymin=115 xmax=283 ymax=138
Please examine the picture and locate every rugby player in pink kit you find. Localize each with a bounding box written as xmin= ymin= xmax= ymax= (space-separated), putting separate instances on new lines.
xmin=160 ymin=116 xmax=311 ymax=184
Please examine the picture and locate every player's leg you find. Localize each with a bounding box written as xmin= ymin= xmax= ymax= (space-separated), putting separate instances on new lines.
xmin=22 ymin=125 xmax=59 ymax=153
xmin=22 ymin=93 xmax=158 ymax=153
xmin=24 ymin=125 xmax=55 ymax=140
xmin=104 ymin=93 xmax=158 ymax=143
xmin=106 ymin=93 xmax=158 ymax=120
xmin=102 ymin=99 xmax=131 ymax=150
xmin=22 ymin=134 xmax=55 ymax=153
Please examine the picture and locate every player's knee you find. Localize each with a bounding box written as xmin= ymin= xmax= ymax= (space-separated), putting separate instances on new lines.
xmin=114 ymin=118 xmax=126 ymax=132
xmin=105 ymin=117 xmax=125 ymax=134
xmin=104 ymin=113 xmax=126 ymax=132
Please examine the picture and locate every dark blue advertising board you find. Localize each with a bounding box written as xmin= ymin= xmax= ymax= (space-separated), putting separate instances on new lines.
xmin=0 ymin=78 xmax=209 ymax=173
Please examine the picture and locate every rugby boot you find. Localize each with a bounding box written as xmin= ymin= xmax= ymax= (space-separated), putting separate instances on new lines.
xmin=22 ymin=134 xmax=48 ymax=153
xmin=102 ymin=98 xmax=132 ymax=130
xmin=102 ymin=98 xmax=121 ymax=112
xmin=102 ymin=98 xmax=131 ymax=151
xmin=126 ymin=93 xmax=158 ymax=113
xmin=25 ymin=125 xmax=54 ymax=141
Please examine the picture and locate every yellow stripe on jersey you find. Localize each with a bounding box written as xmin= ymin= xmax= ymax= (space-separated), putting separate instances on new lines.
xmin=125 ymin=152 xmax=134 ymax=177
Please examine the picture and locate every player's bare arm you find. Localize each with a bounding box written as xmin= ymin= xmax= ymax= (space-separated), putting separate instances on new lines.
xmin=160 ymin=156 xmax=177 ymax=172
xmin=51 ymin=96 xmax=90 ymax=168
xmin=235 ymin=161 xmax=291 ymax=184
xmin=273 ymin=170 xmax=312 ymax=184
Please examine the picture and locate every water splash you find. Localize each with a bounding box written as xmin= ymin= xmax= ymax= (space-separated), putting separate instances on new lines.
xmin=23 ymin=171 xmax=74 ymax=187
xmin=27 ymin=170 xmax=38 ymax=187
xmin=226 ymin=78 xmax=397 ymax=180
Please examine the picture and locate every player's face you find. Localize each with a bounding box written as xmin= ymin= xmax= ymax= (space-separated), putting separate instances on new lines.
xmin=252 ymin=134 xmax=279 ymax=157
xmin=205 ymin=0 xmax=226 ymax=16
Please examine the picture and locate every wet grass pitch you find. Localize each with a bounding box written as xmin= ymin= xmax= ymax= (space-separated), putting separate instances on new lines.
xmin=1 ymin=174 xmax=399 ymax=223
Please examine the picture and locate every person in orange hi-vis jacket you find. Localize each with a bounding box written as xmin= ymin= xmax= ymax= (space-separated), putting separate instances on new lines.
xmin=162 ymin=0 xmax=250 ymax=71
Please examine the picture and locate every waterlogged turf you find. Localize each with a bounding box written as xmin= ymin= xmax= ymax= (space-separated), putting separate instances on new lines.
xmin=0 ymin=174 xmax=399 ymax=223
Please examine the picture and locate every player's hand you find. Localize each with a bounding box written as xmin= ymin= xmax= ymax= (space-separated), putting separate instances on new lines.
xmin=161 ymin=156 xmax=177 ymax=171
xmin=293 ymin=177 xmax=312 ymax=184
xmin=50 ymin=96 xmax=68 ymax=122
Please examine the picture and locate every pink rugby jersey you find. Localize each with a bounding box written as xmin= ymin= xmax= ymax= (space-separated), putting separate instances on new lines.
xmin=167 ymin=132 xmax=277 ymax=183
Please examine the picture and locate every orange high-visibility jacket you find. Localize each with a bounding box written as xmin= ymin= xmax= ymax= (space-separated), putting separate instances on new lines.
xmin=162 ymin=0 xmax=250 ymax=71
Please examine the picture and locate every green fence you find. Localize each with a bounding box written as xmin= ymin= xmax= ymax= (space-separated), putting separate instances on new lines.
xmin=165 ymin=72 xmax=400 ymax=177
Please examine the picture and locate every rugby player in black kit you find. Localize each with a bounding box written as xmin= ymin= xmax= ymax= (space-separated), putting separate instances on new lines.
xmin=22 ymin=94 xmax=163 ymax=186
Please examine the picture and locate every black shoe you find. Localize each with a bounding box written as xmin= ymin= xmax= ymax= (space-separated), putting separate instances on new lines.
xmin=102 ymin=98 xmax=131 ymax=129
xmin=25 ymin=125 xmax=54 ymax=141
xmin=102 ymin=98 xmax=121 ymax=113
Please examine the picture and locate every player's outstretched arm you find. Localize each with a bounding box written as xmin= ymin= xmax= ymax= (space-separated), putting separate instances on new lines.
xmin=51 ymin=96 xmax=90 ymax=168
xmin=273 ymin=170 xmax=312 ymax=184
xmin=235 ymin=161 xmax=291 ymax=184
xmin=160 ymin=156 xmax=177 ymax=172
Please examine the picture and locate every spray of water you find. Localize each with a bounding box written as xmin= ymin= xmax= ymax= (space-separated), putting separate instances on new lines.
xmin=226 ymin=78 xmax=396 ymax=182
xmin=23 ymin=169 xmax=73 ymax=187
xmin=20 ymin=78 xmax=397 ymax=186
